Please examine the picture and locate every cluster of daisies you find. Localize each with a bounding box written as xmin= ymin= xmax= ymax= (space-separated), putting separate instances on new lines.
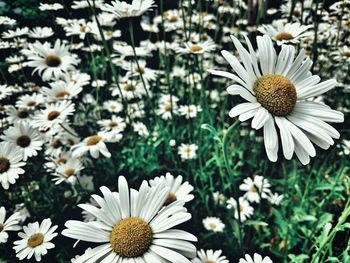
xmin=203 ymin=175 xmax=283 ymax=233
xmin=0 ymin=0 xmax=349 ymax=262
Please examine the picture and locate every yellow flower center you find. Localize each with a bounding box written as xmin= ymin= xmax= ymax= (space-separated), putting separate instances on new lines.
xmin=27 ymin=101 xmax=37 ymax=107
xmin=343 ymin=51 xmax=350 ymax=57
xmin=47 ymin=110 xmax=61 ymax=121
xmin=16 ymin=135 xmax=31 ymax=148
xmin=209 ymin=223 xmax=217 ymax=230
xmin=124 ymin=83 xmax=136 ymax=91
xmin=190 ymin=45 xmax=203 ymax=52
xmin=86 ymin=135 xmax=102 ymax=146
xmin=55 ymin=91 xmax=71 ymax=98
xmin=45 ymin=55 xmax=61 ymax=67
xmin=253 ymin=74 xmax=297 ymax=116
xmin=110 ymin=217 xmax=153 ymax=258
xmin=204 ymin=261 xmax=215 ymax=263
xmin=27 ymin=233 xmax=44 ymax=248
xmin=64 ymin=168 xmax=75 ymax=177
xmin=0 ymin=224 xmax=4 ymax=232
xmin=275 ymin=32 xmax=294 ymax=41
xmin=0 ymin=157 xmax=10 ymax=173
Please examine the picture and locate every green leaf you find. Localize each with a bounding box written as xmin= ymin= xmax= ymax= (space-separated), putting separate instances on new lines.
xmin=201 ymin=124 xmax=222 ymax=144
xmin=244 ymin=220 xmax=269 ymax=227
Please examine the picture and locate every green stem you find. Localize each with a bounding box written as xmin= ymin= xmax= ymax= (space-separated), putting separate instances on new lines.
xmin=222 ymin=120 xmax=243 ymax=254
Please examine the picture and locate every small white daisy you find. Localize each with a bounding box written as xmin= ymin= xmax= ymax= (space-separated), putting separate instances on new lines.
xmin=192 ymin=249 xmax=229 ymax=263
xmin=101 ymin=0 xmax=156 ymax=19
xmin=0 ymin=206 xmax=22 ymax=244
xmin=226 ymin=197 xmax=254 ymax=222
xmin=239 ymin=175 xmax=271 ymax=203
xmin=1 ymin=122 xmax=43 ymax=161
xmin=71 ymin=133 xmax=112 ymax=159
xmin=0 ymin=142 xmax=26 ymax=190
xmin=203 ymin=217 xmax=225 ymax=232
xmin=178 ymin=143 xmax=198 ymax=160
xmin=149 ymin=172 xmax=194 ymax=205
xmin=178 ymin=105 xmax=203 ymax=119
xmin=13 ymin=218 xmax=58 ymax=262
xmin=239 ymin=253 xmax=273 ymax=263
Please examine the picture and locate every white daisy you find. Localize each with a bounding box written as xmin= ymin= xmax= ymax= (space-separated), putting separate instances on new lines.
xmin=28 ymin=27 xmax=54 ymax=39
xmin=24 ymin=40 xmax=78 ymax=81
xmin=203 ymin=217 xmax=225 ymax=232
xmin=31 ymin=100 xmax=75 ymax=132
xmin=0 ymin=206 xmax=22 ymax=244
xmin=210 ymin=34 xmax=344 ymax=164
xmin=71 ymin=133 xmax=112 ymax=159
xmin=13 ymin=218 xmax=58 ymax=262
xmin=178 ymin=143 xmax=198 ymax=160
xmin=98 ymin=115 xmax=126 ymax=133
xmin=62 ymin=176 xmax=197 ymax=263
xmin=149 ymin=172 xmax=194 ymax=205
xmin=38 ymin=3 xmax=64 ymax=11
xmin=0 ymin=142 xmax=26 ymax=190
xmin=239 ymin=175 xmax=271 ymax=203
xmin=16 ymin=93 xmax=45 ymax=110
xmin=1 ymin=122 xmax=43 ymax=161
xmin=53 ymin=159 xmax=84 ymax=185
xmin=213 ymin=191 xmax=226 ymax=205
xmin=258 ymin=20 xmax=313 ymax=45
xmin=176 ymin=40 xmax=216 ymax=54
xmin=267 ymin=193 xmax=284 ymax=206
xmin=101 ymin=0 xmax=156 ymax=19
xmin=239 ymin=253 xmax=273 ymax=263
xmin=41 ymin=80 xmax=83 ymax=101
xmin=0 ymin=85 xmax=12 ymax=100
xmin=226 ymin=197 xmax=254 ymax=222
xmin=192 ymin=249 xmax=229 ymax=263
xmin=133 ymin=122 xmax=149 ymax=137
xmin=178 ymin=105 xmax=203 ymax=119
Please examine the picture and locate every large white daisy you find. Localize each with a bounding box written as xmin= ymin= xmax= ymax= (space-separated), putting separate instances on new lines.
xmin=62 ymin=176 xmax=197 ymax=263
xmin=209 ymin=34 xmax=344 ymax=165
xmin=23 ymin=39 xmax=78 ymax=81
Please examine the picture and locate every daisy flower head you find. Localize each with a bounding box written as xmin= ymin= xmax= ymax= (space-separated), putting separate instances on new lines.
xmin=28 ymin=27 xmax=54 ymax=39
xmin=192 ymin=249 xmax=229 ymax=263
xmin=178 ymin=143 xmax=198 ymax=160
xmin=39 ymin=3 xmax=64 ymax=11
xmin=0 ymin=206 xmax=22 ymax=244
xmin=239 ymin=175 xmax=271 ymax=203
xmin=71 ymin=132 xmax=112 ymax=159
xmin=203 ymin=217 xmax=225 ymax=232
xmin=258 ymin=20 xmax=313 ymax=45
xmin=1 ymin=122 xmax=43 ymax=161
xmin=101 ymin=0 xmax=156 ymax=19
xmin=226 ymin=197 xmax=254 ymax=222
xmin=0 ymin=142 xmax=26 ymax=190
xmin=53 ymin=159 xmax=84 ymax=185
xmin=267 ymin=192 xmax=284 ymax=206
xmin=31 ymin=100 xmax=75 ymax=133
xmin=210 ymin=34 xmax=344 ymax=165
xmin=41 ymin=80 xmax=83 ymax=101
xmin=0 ymin=85 xmax=12 ymax=100
xmin=149 ymin=172 xmax=194 ymax=205
xmin=13 ymin=218 xmax=58 ymax=262
xmin=178 ymin=105 xmax=203 ymax=119
xmin=239 ymin=253 xmax=273 ymax=263
xmin=176 ymin=40 xmax=216 ymax=55
xmin=62 ymin=176 xmax=197 ymax=262
xmin=24 ymin=39 xmax=78 ymax=81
